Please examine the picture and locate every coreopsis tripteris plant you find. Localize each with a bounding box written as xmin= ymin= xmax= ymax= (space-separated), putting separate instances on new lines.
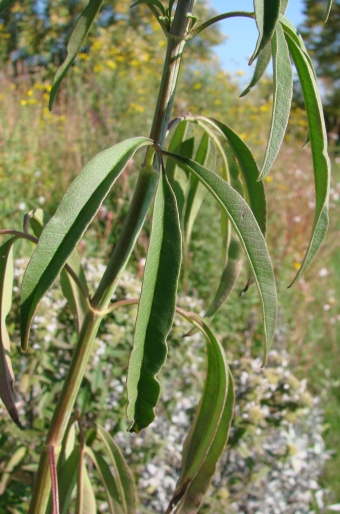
xmin=0 ymin=0 xmax=332 ymax=512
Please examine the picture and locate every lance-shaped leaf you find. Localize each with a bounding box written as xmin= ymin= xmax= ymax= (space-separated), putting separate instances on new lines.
xmin=58 ymin=446 xmax=81 ymax=514
xmin=195 ymin=117 xmax=267 ymax=236
xmin=131 ymin=0 xmax=165 ymax=16
xmin=0 ymin=0 xmax=15 ymax=12
xmin=127 ymin=170 xmax=182 ymax=431
xmin=95 ymin=424 xmax=137 ymax=513
xmin=325 ymin=0 xmax=333 ymax=22
xmin=49 ymin=0 xmax=104 ymax=109
xmin=284 ymin=33 xmax=331 ymax=285
xmin=77 ymin=459 xmax=97 ymax=514
xmin=28 ymin=208 xmax=89 ymax=332
xmin=183 ymin=132 xmax=213 ymax=248
xmin=85 ymin=448 xmax=124 ymax=514
xmin=0 ymin=236 xmax=22 ymax=428
xmin=21 ymin=137 xmax=152 ymax=350
xmin=166 ymin=314 xmax=234 ymax=513
xmin=259 ymin=22 xmax=293 ymax=180
xmin=205 ymin=234 xmax=243 ymax=318
xmin=249 ymin=0 xmax=281 ymax=65
xmin=163 ymin=151 xmax=277 ymax=362
xmin=241 ymin=43 xmax=272 ymax=97
xmin=166 ymin=121 xmax=194 ymax=220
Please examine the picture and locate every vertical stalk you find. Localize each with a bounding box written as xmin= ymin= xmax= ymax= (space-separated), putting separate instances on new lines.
xmin=28 ymin=1 xmax=195 ymax=512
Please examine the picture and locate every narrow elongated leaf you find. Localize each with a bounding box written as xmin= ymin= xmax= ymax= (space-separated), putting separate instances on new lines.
xmin=0 ymin=446 xmax=26 ymax=494
xmin=59 ymin=446 xmax=80 ymax=514
xmin=196 ymin=117 xmax=267 ymax=235
xmin=95 ymin=424 xmax=137 ymax=513
xmin=78 ymin=460 xmax=97 ymax=514
xmin=166 ymin=314 xmax=234 ymax=513
xmin=131 ymin=0 xmax=165 ymax=15
xmin=0 ymin=0 xmax=15 ymax=12
xmin=127 ymin=169 xmax=182 ymax=431
xmin=49 ymin=0 xmax=104 ymax=109
xmin=0 ymin=237 xmax=22 ymax=428
xmin=284 ymin=33 xmax=330 ymax=285
xmin=20 ymin=137 xmax=152 ymax=350
xmin=166 ymin=121 xmax=194 ymax=220
xmin=240 ymin=43 xmax=272 ymax=97
xmin=249 ymin=0 xmax=281 ymax=64
xmin=205 ymin=234 xmax=243 ymax=318
xmin=28 ymin=208 xmax=89 ymax=332
xmin=183 ymin=132 xmax=213 ymax=247
xmin=85 ymin=448 xmax=124 ymax=514
xmin=163 ymin=151 xmax=277 ymax=362
xmin=325 ymin=0 xmax=333 ymax=22
xmin=259 ymin=23 xmax=293 ymax=179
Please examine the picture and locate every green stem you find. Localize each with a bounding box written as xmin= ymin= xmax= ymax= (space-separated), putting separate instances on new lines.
xmin=28 ymin=1 xmax=195 ymax=512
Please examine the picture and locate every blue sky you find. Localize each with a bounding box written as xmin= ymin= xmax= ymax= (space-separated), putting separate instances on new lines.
xmin=209 ymin=1 xmax=305 ymax=76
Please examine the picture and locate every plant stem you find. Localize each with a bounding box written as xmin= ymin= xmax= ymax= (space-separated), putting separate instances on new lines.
xmin=28 ymin=1 xmax=195 ymax=511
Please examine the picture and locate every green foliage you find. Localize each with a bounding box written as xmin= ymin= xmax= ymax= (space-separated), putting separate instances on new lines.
xmin=0 ymin=0 xmax=334 ymax=512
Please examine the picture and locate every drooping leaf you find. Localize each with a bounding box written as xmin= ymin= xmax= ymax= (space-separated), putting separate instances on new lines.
xmin=0 ymin=0 xmax=15 ymax=12
xmin=325 ymin=0 xmax=333 ymax=22
xmin=49 ymin=0 xmax=104 ymax=109
xmin=85 ymin=448 xmax=124 ymax=514
xmin=166 ymin=314 xmax=234 ymax=513
xmin=58 ymin=446 xmax=80 ymax=514
xmin=127 ymin=169 xmax=182 ymax=431
xmin=183 ymin=132 xmax=213 ymax=247
xmin=78 ymin=459 xmax=97 ymax=514
xmin=163 ymin=151 xmax=277 ymax=363
xmin=240 ymin=43 xmax=272 ymax=97
xmin=0 ymin=446 xmax=27 ymax=495
xmin=249 ymin=0 xmax=281 ymax=64
xmin=195 ymin=117 xmax=267 ymax=236
xmin=20 ymin=137 xmax=152 ymax=350
xmin=131 ymin=0 xmax=165 ymax=16
xmin=95 ymin=424 xmax=137 ymax=513
xmin=284 ymin=32 xmax=331 ymax=285
xmin=205 ymin=234 xmax=243 ymax=318
xmin=166 ymin=121 xmax=194 ymax=220
xmin=0 ymin=237 xmax=22 ymax=428
xmin=259 ymin=22 xmax=293 ymax=179
xmin=28 ymin=208 xmax=89 ymax=332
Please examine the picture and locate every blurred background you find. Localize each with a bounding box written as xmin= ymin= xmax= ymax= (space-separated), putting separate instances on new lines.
xmin=0 ymin=1 xmax=340 ymax=512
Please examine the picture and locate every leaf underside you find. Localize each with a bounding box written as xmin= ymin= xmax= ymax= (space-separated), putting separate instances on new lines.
xmin=250 ymin=0 xmax=281 ymax=64
xmin=127 ymin=169 xmax=182 ymax=432
xmin=20 ymin=137 xmax=152 ymax=351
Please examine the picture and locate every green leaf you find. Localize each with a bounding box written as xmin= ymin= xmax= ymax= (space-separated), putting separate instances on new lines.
xmin=0 ymin=0 xmax=15 ymax=12
xmin=196 ymin=117 xmax=267 ymax=236
xmin=20 ymin=137 xmax=152 ymax=350
xmin=127 ymin=169 xmax=182 ymax=431
xmin=131 ymin=0 xmax=165 ymax=16
xmin=0 ymin=446 xmax=27 ymax=495
xmin=166 ymin=121 xmax=194 ymax=220
xmin=95 ymin=424 xmax=137 ymax=513
xmin=163 ymin=151 xmax=277 ymax=363
xmin=0 ymin=237 xmax=22 ymax=428
xmin=166 ymin=315 xmax=234 ymax=513
xmin=78 ymin=459 xmax=97 ymax=514
xmin=183 ymin=132 xmax=213 ymax=248
xmin=28 ymin=208 xmax=89 ymax=332
xmin=280 ymin=0 xmax=289 ymax=15
xmin=205 ymin=234 xmax=243 ymax=318
xmin=259 ymin=23 xmax=293 ymax=179
xmin=85 ymin=448 xmax=124 ymax=514
xmin=249 ymin=0 xmax=281 ymax=64
xmin=284 ymin=32 xmax=331 ymax=285
xmin=325 ymin=0 xmax=333 ymax=22
xmin=49 ymin=0 xmax=104 ymax=109
xmin=58 ymin=446 xmax=80 ymax=514
xmin=240 ymin=43 xmax=272 ymax=97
